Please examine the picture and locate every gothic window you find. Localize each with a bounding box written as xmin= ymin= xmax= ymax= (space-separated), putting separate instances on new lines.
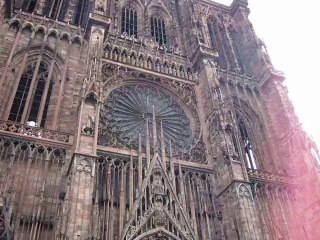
xmin=121 ymin=7 xmax=138 ymax=37
xmin=230 ymin=30 xmax=245 ymax=73
xmin=220 ymin=28 xmax=235 ymax=70
xmin=9 ymin=64 xmax=34 ymax=123
xmin=45 ymin=0 xmax=67 ymax=20
xmin=207 ymin=21 xmax=227 ymax=68
xmin=73 ymin=0 xmax=89 ymax=26
xmin=151 ymin=16 xmax=167 ymax=45
xmin=237 ymin=116 xmax=257 ymax=170
xmin=22 ymin=0 xmax=38 ymax=12
xmin=99 ymin=85 xmax=192 ymax=153
xmin=9 ymin=62 xmax=53 ymax=127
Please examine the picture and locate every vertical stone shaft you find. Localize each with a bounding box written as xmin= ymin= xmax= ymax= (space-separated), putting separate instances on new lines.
xmin=66 ymin=156 xmax=95 ymax=239
xmin=52 ymin=42 xmax=71 ymax=130
xmin=145 ymin=118 xmax=151 ymax=167
xmin=152 ymin=105 xmax=158 ymax=152
xmin=160 ymin=121 xmax=166 ymax=168
xmin=169 ymin=141 xmax=176 ymax=191
xmin=129 ymin=150 xmax=134 ymax=210
xmin=138 ymin=133 xmax=143 ymax=188
xmin=119 ymin=167 xmax=125 ymax=236
xmin=37 ymin=38 xmax=60 ymax=124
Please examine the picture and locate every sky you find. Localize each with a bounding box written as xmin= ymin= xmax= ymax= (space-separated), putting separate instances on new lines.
xmin=215 ymin=0 xmax=320 ymax=148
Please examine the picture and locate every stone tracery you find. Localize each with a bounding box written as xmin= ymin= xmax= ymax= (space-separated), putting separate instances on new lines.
xmin=0 ymin=0 xmax=316 ymax=239
xmin=99 ymin=84 xmax=193 ymax=153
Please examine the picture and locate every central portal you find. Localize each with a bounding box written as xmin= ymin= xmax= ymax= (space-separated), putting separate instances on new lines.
xmin=133 ymin=228 xmax=182 ymax=240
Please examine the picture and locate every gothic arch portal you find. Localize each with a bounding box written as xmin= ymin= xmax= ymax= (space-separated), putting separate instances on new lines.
xmin=133 ymin=228 xmax=181 ymax=240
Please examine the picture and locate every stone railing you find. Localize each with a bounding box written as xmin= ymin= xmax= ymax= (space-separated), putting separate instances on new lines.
xmin=247 ymin=169 xmax=295 ymax=185
xmin=103 ymin=34 xmax=198 ymax=83
xmin=0 ymin=120 xmax=72 ymax=146
xmin=216 ymin=67 xmax=258 ymax=88
xmin=9 ymin=11 xmax=84 ymax=44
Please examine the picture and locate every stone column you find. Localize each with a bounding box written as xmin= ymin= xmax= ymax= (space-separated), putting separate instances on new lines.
xmin=58 ymin=154 xmax=96 ymax=240
xmin=218 ymin=182 xmax=263 ymax=240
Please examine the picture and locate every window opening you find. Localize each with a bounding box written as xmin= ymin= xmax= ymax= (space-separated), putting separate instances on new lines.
xmin=22 ymin=0 xmax=38 ymax=12
xmin=121 ymin=8 xmax=138 ymax=37
xmin=9 ymin=64 xmax=35 ymax=122
xmin=207 ymin=21 xmax=227 ymax=68
xmin=74 ymin=0 xmax=89 ymax=26
xmin=28 ymin=62 xmax=49 ymax=123
xmin=48 ymin=0 xmax=64 ymax=19
xmin=151 ymin=17 xmax=167 ymax=45
xmin=230 ymin=30 xmax=245 ymax=73
xmin=9 ymin=62 xmax=53 ymax=127
xmin=237 ymin=116 xmax=257 ymax=170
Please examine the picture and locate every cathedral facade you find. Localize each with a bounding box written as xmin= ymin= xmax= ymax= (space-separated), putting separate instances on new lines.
xmin=0 ymin=0 xmax=320 ymax=239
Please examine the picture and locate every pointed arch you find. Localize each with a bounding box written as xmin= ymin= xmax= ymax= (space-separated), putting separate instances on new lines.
xmin=229 ymin=26 xmax=246 ymax=73
xmin=237 ymin=114 xmax=258 ymax=170
xmin=133 ymin=228 xmax=181 ymax=240
xmin=225 ymin=96 xmax=263 ymax=170
xmin=207 ymin=17 xmax=227 ymax=69
xmin=120 ymin=154 xmax=196 ymax=240
xmin=4 ymin=46 xmax=64 ymax=128
xmin=8 ymin=61 xmax=53 ymax=127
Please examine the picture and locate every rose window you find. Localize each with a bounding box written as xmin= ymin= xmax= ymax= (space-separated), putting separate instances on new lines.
xmin=99 ymin=85 xmax=193 ymax=152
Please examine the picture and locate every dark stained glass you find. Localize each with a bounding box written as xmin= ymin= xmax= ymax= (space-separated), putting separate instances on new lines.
xmin=22 ymin=0 xmax=38 ymax=12
xmin=151 ymin=17 xmax=167 ymax=45
xmin=121 ymin=8 xmax=138 ymax=37
xmin=9 ymin=62 xmax=52 ymax=127
xmin=99 ymin=85 xmax=192 ymax=151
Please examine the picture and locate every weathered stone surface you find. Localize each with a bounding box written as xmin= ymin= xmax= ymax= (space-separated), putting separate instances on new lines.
xmin=0 ymin=0 xmax=318 ymax=239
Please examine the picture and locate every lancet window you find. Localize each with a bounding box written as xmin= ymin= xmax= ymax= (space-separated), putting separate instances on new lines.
xmin=45 ymin=0 xmax=67 ymax=20
xmin=237 ymin=115 xmax=258 ymax=170
xmin=230 ymin=30 xmax=245 ymax=73
xmin=207 ymin=21 xmax=227 ymax=68
xmin=21 ymin=0 xmax=38 ymax=12
xmin=9 ymin=62 xmax=53 ymax=128
xmin=151 ymin=16 xmax=167 ymax=45
xmin=121 ymin=7 xmax=138 ymax=37
xmin=73 ymin=0 xmax=89 ymax=26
